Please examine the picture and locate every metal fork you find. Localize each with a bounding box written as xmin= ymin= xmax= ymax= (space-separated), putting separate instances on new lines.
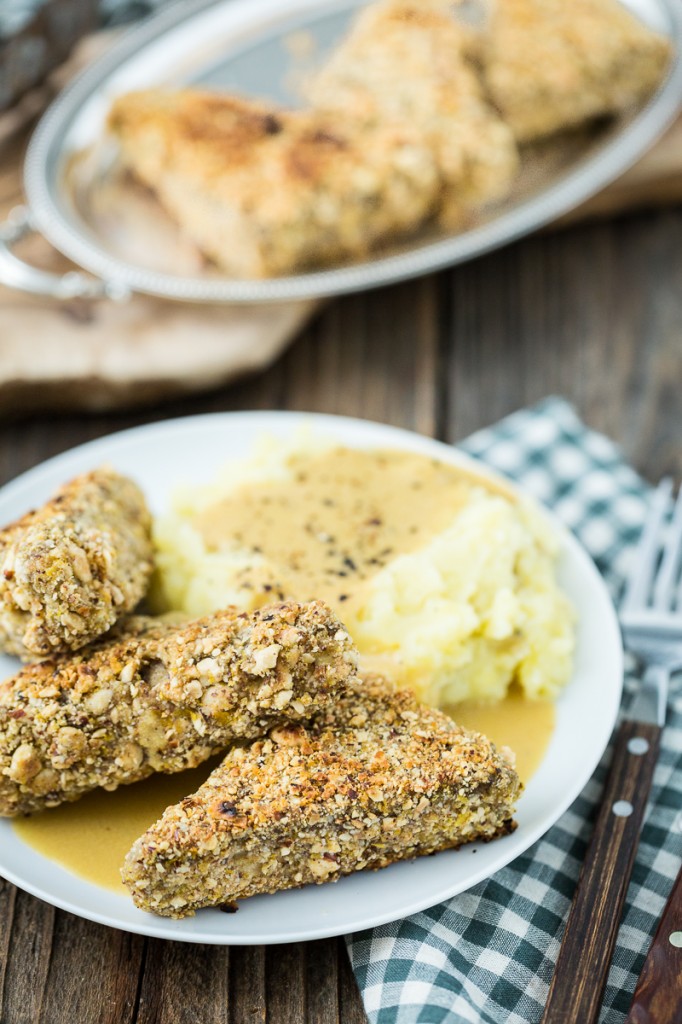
xmin=541 ymin=480 xmax=682 ymax=1024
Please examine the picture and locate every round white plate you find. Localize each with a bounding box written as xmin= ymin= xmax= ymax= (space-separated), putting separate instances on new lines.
xmin=0 ymin=413 xmax=623 ymax=944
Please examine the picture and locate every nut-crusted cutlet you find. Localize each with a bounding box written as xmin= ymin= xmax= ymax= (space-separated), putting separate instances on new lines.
xmin=107 ymin=90 xmax=441 ymax=278
xmin=121 ymin=675 xmax=521 ymax=917
xmin=0 ymin=467 xmax=153 ymax=659
xmin=481 ymin=0 xmax=673 ymax=143
xmin=305 ymin=0 xmax=519 ymax=227
xmin=0 ymin=600 xmax=357 ymax=816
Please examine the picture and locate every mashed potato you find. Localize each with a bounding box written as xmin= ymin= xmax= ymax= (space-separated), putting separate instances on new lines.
xmin=152 ymin=436 xmax=574 ymax=707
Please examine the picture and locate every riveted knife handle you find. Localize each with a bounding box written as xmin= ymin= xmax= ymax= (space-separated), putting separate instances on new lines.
xmin=541 ymin=719 xmax=661 ymax=1024
xmin=625 ymin=866 xmax=682 ymax=1024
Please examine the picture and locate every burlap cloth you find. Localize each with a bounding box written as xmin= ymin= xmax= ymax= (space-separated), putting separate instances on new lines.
xmin=1 ymin=31 xmax=682 ymax=417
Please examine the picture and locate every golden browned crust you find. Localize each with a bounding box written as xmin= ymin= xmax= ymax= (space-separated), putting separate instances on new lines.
xmin=305 ymin=0 xmax=519 ymax=227
xmin=0 ymin=601 xmax=357 ymax=816
xmin=122 ymin=675 xmax=521 ymax=917
xmin=481 ymin=0 xmax=673 ymax=142
xmin=108 ymin=90 xmax=441 ymax=277
xmin=0 ymin=468 xmax=153 ymax=659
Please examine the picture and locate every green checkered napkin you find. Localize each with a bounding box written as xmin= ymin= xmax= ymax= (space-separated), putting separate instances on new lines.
xmin=346 ymin=397 xmax=682 ymax=1024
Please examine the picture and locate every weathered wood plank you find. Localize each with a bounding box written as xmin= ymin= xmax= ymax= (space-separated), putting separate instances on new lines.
xmin=306 ymin=940 xmax=341 ymax=1024
xmin=338 ymin=938 xmax=372 ymax=1024
xmin=135 ymin=937 xmax=230 ymax=1024
xmin=264 ymin=945 xmax=308 ymax=1023
xmin=227 ymin=946 xmax=266 ymax=1024
xmin=0 ymin=876 xmax=16 ymax=1000
xmin=443 ymin=210 xmax=682 ymax=482
xmin=36 ymin=913 xmax=143 ymax=1024
xmin=0 ymin=891 xmax=54 ymax=1024
xmin=277 ymin=277 xmax=440 ymax=435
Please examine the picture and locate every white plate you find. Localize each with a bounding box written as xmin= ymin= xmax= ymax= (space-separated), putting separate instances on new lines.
xmin=0 ymin=413 xmax=623 ymax=944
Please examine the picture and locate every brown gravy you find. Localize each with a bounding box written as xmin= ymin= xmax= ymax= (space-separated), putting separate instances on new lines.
xmin=193 ymin=446 xmax=508 ymax=622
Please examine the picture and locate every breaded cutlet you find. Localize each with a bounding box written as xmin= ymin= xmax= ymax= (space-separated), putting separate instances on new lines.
xmin=305 ymin=0 xmax=519 ymax=227
xmin=108 ymin=90 xmax=441 ymax=278
xmin=0 ymin=468 xmax=153 ymax=659
xmin=481 ymin=0 xmax=672 ymax=143
xmin=0 ymin=601 xmax=357 ymax=816
xmin=121 ymin=675 xmax=521 ymax=917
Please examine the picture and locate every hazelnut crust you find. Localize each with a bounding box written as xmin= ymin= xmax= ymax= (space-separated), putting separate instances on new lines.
xmin=108 ymin=0 xmax=520 ymax=274
xmin=121 ymin=675 xmax=521 ymax=917
xmin=481 ymin=0 xmax=672 ymax=143
xmin=0 ymin=601 xmax=357 ymax=816
xmin=108 ymin=90 xmax=442 ymax=278
xmin=0 ymin=468 xmax=154 ymax=659
xmin=305 ymin=0 xmax=519 ymax=227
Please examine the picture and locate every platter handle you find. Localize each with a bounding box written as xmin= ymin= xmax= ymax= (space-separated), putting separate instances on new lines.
xmin=0 ymin=206 xmax=130 ymax=302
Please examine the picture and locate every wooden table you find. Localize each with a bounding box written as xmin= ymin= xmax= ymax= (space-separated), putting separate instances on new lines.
xmin=1 ymin=205 xmax=681 ymax=1024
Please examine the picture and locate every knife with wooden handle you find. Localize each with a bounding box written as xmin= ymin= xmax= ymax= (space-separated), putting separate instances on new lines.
xmin=543 ymin=479 xmax=682 ymax=1024
xmin=625 ymin=865 xmax=682 ymax=1024
xmin=539 ymin=719 xmax=662 ymax=1024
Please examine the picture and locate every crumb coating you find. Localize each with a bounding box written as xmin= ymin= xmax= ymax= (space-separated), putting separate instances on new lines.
xmin=305 ymin=0 xmax=519 ymax=226
xmin=0 ymin=601 xmax=357 ymax=816
xmin=482 ymin=0 xmax=672 ymax=142
xmin=0 ymin=468 xmax=153 ymax=658
xmin=108 ymin=89 xmax=441 ymax=278
xmin=122 ymin=675 xmax=521 ymax=917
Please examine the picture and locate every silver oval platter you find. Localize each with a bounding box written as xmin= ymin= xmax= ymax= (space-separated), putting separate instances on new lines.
xmin=12 ymin=0 xmax=682 ymax=302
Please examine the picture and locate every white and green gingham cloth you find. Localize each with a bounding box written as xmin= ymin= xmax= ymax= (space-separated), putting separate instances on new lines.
xmin=346 ymin=397 xmax=682 ymax=1024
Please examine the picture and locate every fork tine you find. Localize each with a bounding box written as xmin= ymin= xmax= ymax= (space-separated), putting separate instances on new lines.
xmin=653 ymin=484 xmax=682 ymax=610
xmin=621 ymin=478 xmax=673 ymax=613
